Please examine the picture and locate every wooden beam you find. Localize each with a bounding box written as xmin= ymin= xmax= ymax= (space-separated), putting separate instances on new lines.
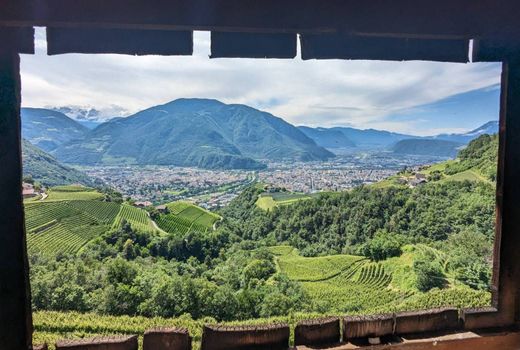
xmin=295 ymin=330 xmax=520 ymax=350
xmin=0 ymin=39 xmax=32 ymax=350
xmin=496 ymin=58 xmax=520 ymax=326
xmin=211 ymin=32 xmax=296 ymax=58
xmin=0 ymin=27 xmax=34 ymax=54
xmin=465 ymin=56 xmax=520 ymax=330
xmin=473 ymin=38 xmax=520 ymax=62
xmin=1 ymin=1 xmax=520 ymax=39
xmin=301 ymin=34 xmax=469 ymax=62
xmin=47 ymin=28 xmax=193 ymax=55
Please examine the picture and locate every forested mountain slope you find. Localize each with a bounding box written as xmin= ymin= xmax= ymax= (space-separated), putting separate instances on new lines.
xmin=21 ymin=108 xmax=89 ymax=152
xmin=22 ymin=139 xmax=93 ymax=187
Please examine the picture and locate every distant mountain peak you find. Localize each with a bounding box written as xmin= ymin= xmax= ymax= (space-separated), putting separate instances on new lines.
xmin=52 ymin=99 xmax=333 ymax=169
xmin=465 ymin=120 xmax=499 ymax=136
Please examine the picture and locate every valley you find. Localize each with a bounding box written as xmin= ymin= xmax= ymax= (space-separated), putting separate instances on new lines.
xmin=20 ymin=99 xmax=499 ymax=350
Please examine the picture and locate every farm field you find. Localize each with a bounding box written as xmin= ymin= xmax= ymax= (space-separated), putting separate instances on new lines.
xmin=256 ymin=192 xmax=320 ymax=211
xmin=45 ymin=185 xmax=104 ymax=201
xmin=156 ymin=201 xmax=221 ymax=235
xmin=270 ymin=245 xmax=490 ymax=314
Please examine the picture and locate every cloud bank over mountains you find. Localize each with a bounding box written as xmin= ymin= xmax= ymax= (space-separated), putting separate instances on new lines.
xmin=21 ymin=29 xmax=501 ymax=135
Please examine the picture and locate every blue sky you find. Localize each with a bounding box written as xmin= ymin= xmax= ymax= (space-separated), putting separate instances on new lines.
xmin=20 ymin=29 xmax=501 ymax=135
xmin=384 ymin=84 xmax=500 ymax=135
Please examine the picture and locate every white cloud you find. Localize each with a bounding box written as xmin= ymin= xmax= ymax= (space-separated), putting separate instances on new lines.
xmin=20 ymin=29 xmax=501 ymax=134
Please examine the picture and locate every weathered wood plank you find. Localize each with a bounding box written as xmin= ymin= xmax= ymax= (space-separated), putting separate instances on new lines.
xmin=395 ymin=308 xmax=460 ymax=335
xmin=143 ymin=327 xmax=192 ymax=350
xmin=211 ymin=32 xmax=296 ymax=58
xmin=295 ymin=330 xmax=520 ymax=350
xmin=343 ymin=314 xmax=394 ymax=340
xmin=294 ymin=317 xmax=340 ymax=346
xmin=55 ymin=336 xmax=138 ymax=350
xmin=201 ymin=324 xmax=290 ymax=350
xmin=47 ymin=27 xmax=192 ymax=55
xmin=473 ymin=38 xmax=520 ymax=62
xmin=0 ymin=43 xmax=32 ymax=350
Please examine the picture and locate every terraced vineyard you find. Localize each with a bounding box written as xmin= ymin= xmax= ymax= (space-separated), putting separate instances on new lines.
xmin=272 ymin=245 xmax=489 ymax=314
xmin=28 ymin=223 xmax=109 ymax=256
xmin=24 ymin=188 xmax=157 ymax=256
xmin=156 ymin=201 xmax=221 ymax=235
xmin=356 ymin=263 xmax=392 ymax=288
xmin=112 ymin=204 xmax=155 ymax=233
xmin=68 ymin=200 xmax=121 ymax=224
xmin=25 ymin=201 xmax=80 ymax=231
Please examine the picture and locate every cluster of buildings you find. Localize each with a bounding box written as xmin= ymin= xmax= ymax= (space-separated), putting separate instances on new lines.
xmin=258 ymin=166 xmax=396 ymax=192
xmin=83 ymin=165 xmax=255 ymax=207
xmin=80 ymin=152 xmax=441 ymax=207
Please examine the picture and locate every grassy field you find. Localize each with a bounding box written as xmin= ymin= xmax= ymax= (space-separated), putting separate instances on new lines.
xmin=46 ymin=186 xmax=104 ymax=201
xmin=156 ymin=201 xmax=221 ymax=235
xmin=256 ymin=192 xmax=319 ymax=211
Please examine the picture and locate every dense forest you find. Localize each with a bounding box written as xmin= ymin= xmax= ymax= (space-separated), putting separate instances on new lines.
xmin=29 ymin=134 xmax=497 ymax=321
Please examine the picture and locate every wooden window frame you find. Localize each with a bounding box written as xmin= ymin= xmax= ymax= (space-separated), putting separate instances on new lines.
xmin=1 ymin=2 xmax=520 ymax=349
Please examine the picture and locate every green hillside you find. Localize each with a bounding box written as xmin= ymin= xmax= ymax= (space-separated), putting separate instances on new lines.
xmin=22 ymin=140 xmax=93 ymax=187
xmin=377 ymin=133 xmax=498 ymax=187
xmin=25 ymin=199 xmax=119 ymax=256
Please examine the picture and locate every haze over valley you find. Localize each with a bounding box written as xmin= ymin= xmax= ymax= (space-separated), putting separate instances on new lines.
xmin=21 ymin=98 xmax=497 ymax=207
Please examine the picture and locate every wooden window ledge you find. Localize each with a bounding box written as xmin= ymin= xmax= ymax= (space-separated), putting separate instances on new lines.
xmin=293 ymin=329 xmax=520 ymax=350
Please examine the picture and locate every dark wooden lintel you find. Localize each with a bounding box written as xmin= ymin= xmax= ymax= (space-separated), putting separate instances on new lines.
xmin=0 ymin=27 xmax=34 ymax=54
xmin=300 ymin=34 xmax=469 ymax=62
xmin=1 ymin=1 xmax=520 ymax=39
xmin=46 ymin=27 xmax=193 ymax=55
xmin=211 ymin=32 xmax=296 ymax=59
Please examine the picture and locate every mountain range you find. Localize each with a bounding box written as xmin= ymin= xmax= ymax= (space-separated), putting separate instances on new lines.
xmin=47 ymin=99 xmax=334 ymax=169
xmin=391 ymin=139 xmax=464 ymax=157
xmin=21 ymin=99 xmax=499 ymax=169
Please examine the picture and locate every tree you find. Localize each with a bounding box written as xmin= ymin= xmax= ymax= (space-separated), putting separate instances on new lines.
xmin=414 ymin=256 xmax=447 ymax=292
xmin=106 ymin=258 xmax=137 ymax=285
xmin=242 ymin=259 xmax=276 ymax=285
xmin=361 ymin=230 xmax=405 ymax=261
